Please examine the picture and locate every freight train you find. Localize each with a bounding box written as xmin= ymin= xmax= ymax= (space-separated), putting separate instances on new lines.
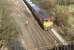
xmin=24 ymin=0 xmax=54 ymax=30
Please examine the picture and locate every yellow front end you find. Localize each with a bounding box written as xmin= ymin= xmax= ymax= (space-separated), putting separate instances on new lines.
xmin=43 ymin=20 xmax=53 ymax=30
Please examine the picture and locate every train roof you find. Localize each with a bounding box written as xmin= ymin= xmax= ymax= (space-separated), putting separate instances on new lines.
xmin=26 ymin=0 xmax=49 ymax=19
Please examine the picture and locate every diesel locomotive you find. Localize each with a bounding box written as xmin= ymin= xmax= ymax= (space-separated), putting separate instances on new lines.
xmin=24 ymin=0 xmax=54 ymax=30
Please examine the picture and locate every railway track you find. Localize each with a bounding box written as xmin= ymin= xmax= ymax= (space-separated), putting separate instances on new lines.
xmin=22 ymin=0 xmax=64 ymax=49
